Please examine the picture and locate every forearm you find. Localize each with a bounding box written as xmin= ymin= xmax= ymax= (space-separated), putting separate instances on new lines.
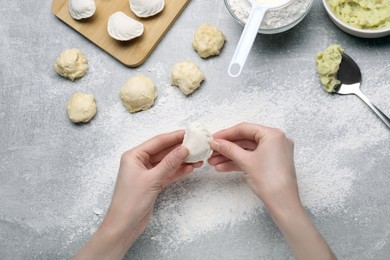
xmin=74 ymin=214 xmax=140 ymax=260
xmin=269 ymin=204 xmax=336 ymax=260
xmin=73 ymin=224 xmax=133 ymax=260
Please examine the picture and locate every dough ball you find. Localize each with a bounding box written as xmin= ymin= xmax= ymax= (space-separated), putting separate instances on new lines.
xmin=171 ymin=61 xmax=205 ymax=95
xmin=182 ymin=122 xmax=213 ymax=163
xmin=54 ymin=48 xmax=88 ymax=81
xmin=192 ymin=24 xmax=226 ymax=58
xmin=67 ymin=93 xmax=97 ymax=123
xmin=120 ymin=75 xmax=157 ymax=113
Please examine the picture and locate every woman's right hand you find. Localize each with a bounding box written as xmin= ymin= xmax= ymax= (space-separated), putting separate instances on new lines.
xmin=208 ymin=122 xmax=300 ymax=212
xmin=209 ymin=123 xmax=337 ymax=260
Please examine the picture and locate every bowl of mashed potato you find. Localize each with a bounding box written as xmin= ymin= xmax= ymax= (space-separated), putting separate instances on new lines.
xmin=322 ymin=0 xmax=390 ymax=38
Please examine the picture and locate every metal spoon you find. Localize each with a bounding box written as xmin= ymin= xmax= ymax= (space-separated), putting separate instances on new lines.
xmin=228 ymin=0 xmax=291 ymax=77
xmin=336 ymin=53 xmax=390 ymax=129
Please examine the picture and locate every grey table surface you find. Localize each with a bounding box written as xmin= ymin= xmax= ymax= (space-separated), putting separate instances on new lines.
xmin=1 ymin=1 xmax=390 ymax=259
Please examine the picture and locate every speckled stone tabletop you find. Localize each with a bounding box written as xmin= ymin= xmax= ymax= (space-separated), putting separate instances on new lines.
xmin=1 ymin=1 xmax=389 ymax=259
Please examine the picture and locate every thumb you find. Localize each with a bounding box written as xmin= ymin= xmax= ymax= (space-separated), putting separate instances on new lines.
xmin=153 ymin=146 xmax=189 ymax=178
xmin=210 ymin=139 xmax=247 ymax=164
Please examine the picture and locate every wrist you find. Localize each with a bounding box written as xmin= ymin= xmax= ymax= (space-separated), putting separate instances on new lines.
xmin=266 ymin=198 xmax=306 ymax=226
xmin=100 ymin=208 xmax=141 ymax=248
xmin=261 ymin=186 xmax=303 ymax=219
xmin=266 ymin=201 xmax=336 ymax=260
xmin=74 ymin=217 xmax=132 ymax=260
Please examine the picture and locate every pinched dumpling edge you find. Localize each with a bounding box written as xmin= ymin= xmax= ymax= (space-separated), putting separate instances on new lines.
xmin=129 ymin=0 xmax=165 ymax=18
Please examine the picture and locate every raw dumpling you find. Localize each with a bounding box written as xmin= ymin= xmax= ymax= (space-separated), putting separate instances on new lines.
xmin=130 ymin=0 xmax=165 ymax=18
xmin=182 ymin=122 xmax=213 ymax=163
xmin=107 ymin=12 xmax=144 ymax=41
xmin=68 ymin=0 xmax=96 ymax=20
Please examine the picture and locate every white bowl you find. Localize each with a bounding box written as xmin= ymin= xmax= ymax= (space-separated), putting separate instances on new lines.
xmin=322 ymin=0 xmax=390 ymax=39
xmin=224 ymin=0 xmax=314 ymax=34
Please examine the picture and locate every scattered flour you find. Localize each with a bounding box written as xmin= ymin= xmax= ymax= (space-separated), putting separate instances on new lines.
xmin=61 ymin=84 xmax=360 ymax=254
xmin=227 ymin=0 xmax=312 ymax=29
xmin=57 ymin=61 xmax=390 ymax=256
xmin=150 ymin=171 xmax=262 ymax=249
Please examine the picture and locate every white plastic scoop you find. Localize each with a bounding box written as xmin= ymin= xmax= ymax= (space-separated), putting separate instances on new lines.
xmin=228 ymin=0 xmax=291 ymax=77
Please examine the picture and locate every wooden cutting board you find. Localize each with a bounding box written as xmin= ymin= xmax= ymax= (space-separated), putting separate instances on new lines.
xmin=52 ymin=0 xmax=190 ymax=67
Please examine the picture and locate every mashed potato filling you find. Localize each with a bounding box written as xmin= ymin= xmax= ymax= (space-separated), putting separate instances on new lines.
xmin=327 ymin=0 xmax=390 ymax=30
xmin=315 ymin=44 xmax=344 ymax=93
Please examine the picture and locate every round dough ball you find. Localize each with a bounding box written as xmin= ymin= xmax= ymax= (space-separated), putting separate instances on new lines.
xmin=120 ymin=75 xmax=157 ymax=113
xmin=67 ymin=93 xmax=97 ymax=123
xmin=182 ymin=122 xmax=213 ymax=163
xmin=54 ymin=48 xmax=88 ymax=81
xmin=192 ymin=24 xmax=226 ymax=58
xmin=171 ymin=61 xmax=205 ymax=95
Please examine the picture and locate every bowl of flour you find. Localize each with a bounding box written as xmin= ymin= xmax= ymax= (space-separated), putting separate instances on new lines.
xmin=225 ymin=0 xmax=313 ymax=34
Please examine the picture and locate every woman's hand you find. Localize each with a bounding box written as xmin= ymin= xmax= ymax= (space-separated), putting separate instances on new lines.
xmin=208 ymin=122 xmax=298 ymax=211
xmin=74 ymin=130 xmax=201 ymax=260
xmin=209 ymin=123 xmax=336 ymax=260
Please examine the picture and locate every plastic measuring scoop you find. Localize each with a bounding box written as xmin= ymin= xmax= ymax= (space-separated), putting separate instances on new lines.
xmin=228 ymin=0 xmax=291 ymax=77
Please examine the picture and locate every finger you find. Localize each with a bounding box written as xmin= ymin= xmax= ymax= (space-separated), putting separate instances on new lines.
xmin=212 ymin=123 xmax=270 ymax=143
xmin=209 ymin=139 xmax=248 ymax=167
xmin=151 ymin=160 xmax=203 ymax=169
xmin=136 ymin=130 xmax=185 ymax=155
xmin=162 ymin=164 xmax=195 ymax=188
xmin=208 ymin=154 xmax=231 ymax=166
xmin=214 ymin=161 xmax=242 ymax=172
xmin=209 ymin=139 xmax=256 ymax=160
xmin=287 ymin=137 xmax=294 ymax=148
xmin=287 ymin=137 xmax=295 ymax=154
xmin=162 ymin=161 xmax=204 ymax=188
xmin=121 ymin=149 xmax=159 ymax=172
xmin=193 ymin=161 xmax=203 ymax=168
xmin=209 ymin=150 xmax=221 ymax=159
xmin=149 ymin=143 xmax=181 ymax=165
xmin=152 ymin=146 xmax=189 ymax=179
xmin=231 ymin=139 xmax=258 ymax=151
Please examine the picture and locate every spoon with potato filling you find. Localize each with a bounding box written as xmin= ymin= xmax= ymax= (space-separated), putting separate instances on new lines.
xmin=335 ymin=53 xmax=390 ymax=129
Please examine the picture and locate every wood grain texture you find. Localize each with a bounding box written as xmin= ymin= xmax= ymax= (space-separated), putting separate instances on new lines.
xmin=52 ymin=0 xmax=190 ymax=67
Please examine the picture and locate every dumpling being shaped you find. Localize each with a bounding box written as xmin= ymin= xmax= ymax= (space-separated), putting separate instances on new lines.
xmin=130 ymin=0 xmax=165 ymax=18
xmin=68 ymin=0 xmax=96 ymax=20
xmin=182 ymin=122 xmax=213 ymax=163
xmin=107 ymin=12 xmax=144 ymax=41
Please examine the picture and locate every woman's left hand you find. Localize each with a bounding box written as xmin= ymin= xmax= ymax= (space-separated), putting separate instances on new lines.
xmin=74 ymin=130 xmax=201 ymax=260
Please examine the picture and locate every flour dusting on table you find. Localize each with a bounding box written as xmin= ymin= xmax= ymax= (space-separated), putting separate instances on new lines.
xmin=56 ymin=69 xmax=383 ymax=255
